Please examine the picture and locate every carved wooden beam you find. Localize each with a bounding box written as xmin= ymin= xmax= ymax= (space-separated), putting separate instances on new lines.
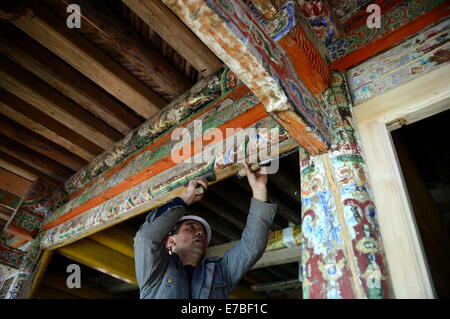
xmin=0 ymin=23 xmax=143 ymax=136
xmin=11 ymin=6 xmax=166 ymax=118
xmin=122 ymin=0 xmax=223 ymax=77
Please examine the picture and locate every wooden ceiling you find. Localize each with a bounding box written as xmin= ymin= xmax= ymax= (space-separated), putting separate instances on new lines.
xmin=0 ymin=0 xmax=304 ymax=298
xmin=0 ymin=0 xmax=223 ymax=188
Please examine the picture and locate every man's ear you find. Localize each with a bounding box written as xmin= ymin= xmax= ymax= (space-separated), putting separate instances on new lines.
xmin=167 ymin=235 xmax=176 ymax=247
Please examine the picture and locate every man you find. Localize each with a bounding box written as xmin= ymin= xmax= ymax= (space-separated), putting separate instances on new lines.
xmin=134 ymin=163 xmax=277 ymax=299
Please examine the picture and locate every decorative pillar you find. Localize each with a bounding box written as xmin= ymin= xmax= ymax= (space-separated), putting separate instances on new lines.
xmin=299 ymin=71 xmax=390 ymax=299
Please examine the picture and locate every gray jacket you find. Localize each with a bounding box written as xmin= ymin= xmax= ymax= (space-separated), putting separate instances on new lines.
xmin=134 ymin=197 xmax=277 ymax=299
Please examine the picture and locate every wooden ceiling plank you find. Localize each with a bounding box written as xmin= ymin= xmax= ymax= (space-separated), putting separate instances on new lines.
xmin=0 ymin=151 xmax=61 ymax=187
xmin=0 ymin=158 xmax=37 ymax=182
xmin=12 ymin=6 xmax=166 ymax=118
xmin=60 ymin=0 xmax=192 ymax=98
xmin=0 ymin=167 xmax=32 ymax=197
xmin=0 ymin=87 xmax=100 ymax=161
xmin=0 ymin=115 xmax=86 ymax=171
xmin=0 ymin=137 xmax=73 ymax=183
xmin=0 ymin=56 xmax=120 ymax=149
xmin=122 ymin=0 xmax=223 ymax=77
xmin=0 ymin=24 xmax=143 ymax=135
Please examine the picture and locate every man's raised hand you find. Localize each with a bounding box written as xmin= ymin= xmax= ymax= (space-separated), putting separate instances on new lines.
xmin=180 ymin=178 xmax=208 ymax=206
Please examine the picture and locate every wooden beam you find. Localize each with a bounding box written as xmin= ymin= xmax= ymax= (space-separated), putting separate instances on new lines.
xmin=89 ymin=225 xmax=135 ymax=259
xmin=0 ymin=151 xmax=62 ymax=187
xmin=206 ymin=243 xmax=301 ymax=270
xmin=58 ymin=238 xmax=137 ymax=286
xmin=0 ymin=115 xmax=86 ymax=171
xmin=12 ymin=6 xmax=166 ymax=118
xmin=0 ymin=205 xmax=14 ymax=221
xmin=0 ymin=23 xmax=143 ymax=135
xmin=0 ymin=56 xmax=121 ymax=149
xmin=0 ymin=136 xmax=74 ymax=183
xmin=122 ymin=0 xmax=223 ymax=77
xmin=0 ymin=167 xmax=32 ymax=196
xmin=0 ymin=157 xmax=37 ymax=182
xmin=162 ymin=0 xmax=330 ymax=155
xmin=59 ymin=0 xmax=192 ymax=98
xmin=329 ymin=0 xmax=449 ymax=70
xmin=0 ymin=188 xmax=22 ymax=209
xmin=0 ymin=87 xmax=101 ymax=161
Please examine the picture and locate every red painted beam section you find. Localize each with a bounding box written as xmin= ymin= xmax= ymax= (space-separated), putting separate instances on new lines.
xmin=331 ymin=2 xmax=450 ymax=70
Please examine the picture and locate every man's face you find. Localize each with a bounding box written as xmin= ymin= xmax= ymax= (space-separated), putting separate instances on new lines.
xmin=171 ymin=220 xmax=208 ymax=255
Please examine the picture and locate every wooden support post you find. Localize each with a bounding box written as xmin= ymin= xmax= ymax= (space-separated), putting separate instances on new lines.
xmin=298 ymin=72 xmax=390 ymax=299
xmin=27 ymin=249 xmax=53 ymax=299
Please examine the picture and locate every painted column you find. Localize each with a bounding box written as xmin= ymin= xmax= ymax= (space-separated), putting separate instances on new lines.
xmin=299 ymin=71 xmax=390 ymax=299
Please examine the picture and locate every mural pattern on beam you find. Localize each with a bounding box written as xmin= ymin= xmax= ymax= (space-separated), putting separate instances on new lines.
xmin=327 ymin=0 xmax=448 ymax=61
xmin=328 ymin=0 xmax=372 ymax=23
xmin=41 ymin=116 xmax=291 ymax=248
xmin=64 ymin=67 xmax=239 ymax=195
xmin=299 ymin=71 xmax=389 ymax=299
xmin=297 ymin=0 xmax=343 ymax=46
xmin=348 ymin=18 xmax=450 ymax=104
xmin=163 ymin=0 xmax=331 ymax=155
xmin=45 ymin=81 xmax=271 ymax=227
xmin=6 ymin=181 xmax=67 ymax=241
xmin=255 ymin=1 xmax=330 ymax=96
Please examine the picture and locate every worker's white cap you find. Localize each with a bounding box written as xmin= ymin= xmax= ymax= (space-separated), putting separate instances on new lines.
xmin=177 ymin=215 xmax=212 ymax=245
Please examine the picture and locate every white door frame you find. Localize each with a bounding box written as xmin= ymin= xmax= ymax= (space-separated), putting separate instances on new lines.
xmin=353 ymin=64 xmax=450 ymax=298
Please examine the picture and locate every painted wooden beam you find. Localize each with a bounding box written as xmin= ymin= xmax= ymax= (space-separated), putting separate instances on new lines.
xmin=0 ymin=115 xmax=86 ymax=171
xmin=250 ymin=0 xmax=277 ymax=19
xmin=347 ymin=19 xmax=450 ymax=105
xmin=0 ymin=24 xmax=143 ymax=136
xmin=329 ymin=0 xmax=450 ymax=70
xmin=122 ymin=0 xmax=223 ymax=77
xmin=0 ymin=56 xmax=121 ymax=149
xmin=58 ymin=238 xmax=137 ymax=286
xmin=59 ymin=0 xmax=192 ymax=99
xmin=0 ymin=167 xmax=32 ymax=197
xmin=11 ymin=6 xmax=166 ymax=118
xmin=89 ymin=225 xmax=135 ymax=259
xmin=0 ymin=151 xmax=62 ymax=187
xmin=162 ymin=0 xmax=330 ymax=155
xmin=0 ymin=87 xmax=101 ymax=161
xmin=0 ymin=137 xmax=73 ymax=183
